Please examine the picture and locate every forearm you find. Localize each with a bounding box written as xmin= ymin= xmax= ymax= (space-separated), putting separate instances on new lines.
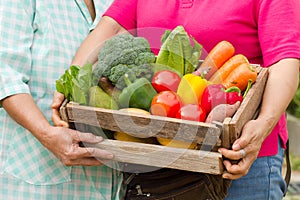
xmin=71 ymin=16 xmax=128 ymax=67
xmin=258 ymin=58 xmax=300 ymax=139
xmin=2 ymin=93 xmax=50 ymax=142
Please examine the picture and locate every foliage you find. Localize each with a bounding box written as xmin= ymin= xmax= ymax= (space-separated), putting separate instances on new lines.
xmin=287 ymin=80 xmax=300 ymax=118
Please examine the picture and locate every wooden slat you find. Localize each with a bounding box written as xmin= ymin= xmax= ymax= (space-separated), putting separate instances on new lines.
xmin=90 ymin=139 xmax=223 ymax=174
xmin=228 ymin=67 xmax=269 ymax=144
xmin=221 ymin=118 xmax=231 ymax=149
xmin=65 ymin=103 xmax=221 ymax=146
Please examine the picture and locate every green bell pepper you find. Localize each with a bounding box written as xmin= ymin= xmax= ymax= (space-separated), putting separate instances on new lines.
xmin=118 ymin=74 xmax=157 ymax=110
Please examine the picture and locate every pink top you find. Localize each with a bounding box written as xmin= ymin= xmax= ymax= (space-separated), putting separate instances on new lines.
xmin=104 ymin=0 xmax=300 ymax=157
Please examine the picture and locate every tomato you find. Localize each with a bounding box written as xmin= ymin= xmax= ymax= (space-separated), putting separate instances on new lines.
xmin=150 ymin=91 xmax=182 ymax=118
xmin=176 ymin=104 xmax=206 ymax=122
xmin=151 ymin=70 xmax=181 ymax=92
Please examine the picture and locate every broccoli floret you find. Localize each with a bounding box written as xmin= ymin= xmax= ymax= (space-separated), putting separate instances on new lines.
xmin=108 ymin=63 xmax=155 ymax=90
xmin=134 ymin=52 xmax=156 ymax=65
xmin=92 ymin=34 xmax=156 ymax=88
xmin=131 ymin=63 xmax=154 ymax=81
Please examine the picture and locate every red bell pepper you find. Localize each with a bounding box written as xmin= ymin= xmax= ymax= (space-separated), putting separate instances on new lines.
xmin=201 ymin=84 xmax=243 ymax=114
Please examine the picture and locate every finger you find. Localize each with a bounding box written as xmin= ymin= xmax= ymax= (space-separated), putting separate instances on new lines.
xmin=64 ymin=157 xmax=104 ymax=166
xmin=52 ymin=91 xmax=65 ymax=108
xmin=52 ymin=108 xmax=69 ymax=127
xmin=71 ymin=146 xmax=114 ymax=160
xmin=231 ymin=136 xmax=249 ymax=151
xmin=218 ymin=148 xmax=246 ymax=160
xmin=72 ymin=130 xmax=104 ymax=144
xmin=51 ymin=91 xmax=69 ymax=127
xmin=222 ymin=158 xmax=250 ymax=179
xmin=222 ymin=171 xmax=244 ymax=180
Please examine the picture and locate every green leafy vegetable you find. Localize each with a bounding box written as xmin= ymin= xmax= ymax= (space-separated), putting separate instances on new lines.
xmin=56 ymin=63 xmax=93 ymax=105
xmin=156 ymin=26 xmax=202 ymax=75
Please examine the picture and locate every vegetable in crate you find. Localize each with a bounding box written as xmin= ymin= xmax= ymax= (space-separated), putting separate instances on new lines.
xmin=176 ymin=73 xmax=207 ymax=105
xmin=194 ymin=40 xmax=235 ymax=80
xmin=201 ymin=84 xmax=243 ymax=114
xmin=93 ymin=34 xmax=156 ymax=90
xmin=88 ymin=86 xmax=119 ymax=110
xmin=156 ymin=26 xmax=202 ymax=75
xmin=222 ymin=63 xmax=258 ymax=91
xmin=118 ymin=74 xmax=157 ymax=110
xmin=56 ymin=63 xmax=93 ymax=105
xmin=205 ymin=101 xmax=241 ymax=123
xmin=114 ymin=108 xmax=157 ymax=144
xmin=150 ymin=91 xmax=183 ymax=118
xmin=209 ymin=54 xmax=249 ymax=84
xmin=151 ymin=70 xmax=181 ymax=92
xmin=176 ymin=104 xmax=206 ymax=122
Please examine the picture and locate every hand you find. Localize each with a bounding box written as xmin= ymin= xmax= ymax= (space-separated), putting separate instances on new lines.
xmin=41 ymin=125 xmax=114 ymax=166
xmin=51 ymin=91 xmax=69 ymax=127
xmin=218 ymin=119 xmax=266 ymax=180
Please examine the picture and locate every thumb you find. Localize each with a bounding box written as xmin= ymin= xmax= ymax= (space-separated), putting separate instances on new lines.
xmin=232 ymin=137 xmax=248 ymax=151
xmin=52 ymin=91 xmax=65 ymax=108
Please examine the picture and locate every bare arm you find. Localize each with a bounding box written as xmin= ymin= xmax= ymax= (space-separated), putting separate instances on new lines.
xmin=2 ymin=93 xmax=114 ymax=166
xmin=71 ymin=16 xmax=128 ymax=66
xmin=219 ymin=58 xmax=300 ymax=179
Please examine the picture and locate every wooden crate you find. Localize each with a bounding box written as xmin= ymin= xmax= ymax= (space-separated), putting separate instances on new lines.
xmin=59 ymin=66 xmax=268 ymax=175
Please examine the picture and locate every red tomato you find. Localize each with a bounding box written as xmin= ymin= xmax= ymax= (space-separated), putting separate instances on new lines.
xmin=176 ymin=104 xmax=206 ymax=122
xmin=151 ymin=70 xmax=181 ymax=92
xmin=150 ymin=91 xmax=182 ymax=118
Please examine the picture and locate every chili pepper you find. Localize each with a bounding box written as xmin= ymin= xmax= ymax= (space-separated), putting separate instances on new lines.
xmin=201 ymin=84 xmax=243 ymax=114
xmin=194 ymin=40 xmax=235 ymax=80
xmin=177 ymin=73 xmax=208 ymax=105
xmin=225 ymin=86 xmax=243 ymax=105
xmin=209 ymin=54 xmax=249 ymax=84
xmin=118 ymin=74 xmax=157 ymax=110
xmin=222 ymin=63 xmax=258 ymax=91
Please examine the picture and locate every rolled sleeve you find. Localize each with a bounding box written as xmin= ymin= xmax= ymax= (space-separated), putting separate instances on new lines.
xmin=0 ymin=1 xmax=33 ymax=105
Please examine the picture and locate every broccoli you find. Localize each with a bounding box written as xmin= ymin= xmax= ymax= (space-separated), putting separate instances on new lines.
xmin=108 ymin=63 xmax=155 ymax=89
xmin=92 ymin=34 xmax=156 ymax=89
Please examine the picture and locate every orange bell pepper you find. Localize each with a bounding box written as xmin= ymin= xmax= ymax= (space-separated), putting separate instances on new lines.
xmin=177 ymin=73 xmax=208 ymax=105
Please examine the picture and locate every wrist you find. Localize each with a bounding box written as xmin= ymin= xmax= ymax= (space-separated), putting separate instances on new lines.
xmin=256 ymin=114 xmax=278 ymax=139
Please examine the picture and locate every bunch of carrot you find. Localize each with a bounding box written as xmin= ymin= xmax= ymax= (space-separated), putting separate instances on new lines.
xmin=193 ymin=41 xmax=258 ymax=92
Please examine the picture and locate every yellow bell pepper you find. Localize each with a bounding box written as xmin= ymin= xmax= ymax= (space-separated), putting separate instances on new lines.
xmin=177 ymin=73 xmax=207 ymax=105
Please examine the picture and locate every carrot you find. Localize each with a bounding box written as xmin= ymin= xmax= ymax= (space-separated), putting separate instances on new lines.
xmin=222 ymin=63 xmax=258 ymax=91
xmin=194 ymin=40 xmax=235 ymax=79
xmin=209 ymin=54 xmax=249 ymax=84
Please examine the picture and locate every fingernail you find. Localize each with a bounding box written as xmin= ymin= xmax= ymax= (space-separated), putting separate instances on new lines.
xmin=96 ymin=136 xmax=103 ymax=141
xmin=218 ymin=149 xmax=222 ymax=153
xmin=223 ymin=174 xmax=229 ymax=179
xmin=232 ymin=143 xmax=241 ymax=150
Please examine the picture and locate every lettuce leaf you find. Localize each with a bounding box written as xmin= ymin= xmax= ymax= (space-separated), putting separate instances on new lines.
xmin=56 ymin=63 xmax=93 ymax=105
xmin=156 ymin=26 xmax=202 ymax=75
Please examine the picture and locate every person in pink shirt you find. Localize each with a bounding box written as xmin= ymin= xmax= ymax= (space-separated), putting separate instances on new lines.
xmin=52 ymin=0 xmax=300 ymax=199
